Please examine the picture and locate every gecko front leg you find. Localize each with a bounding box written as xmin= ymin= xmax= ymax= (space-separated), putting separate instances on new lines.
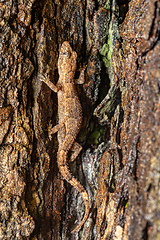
xmin=39 ymin=74 xmax=58 ymax=93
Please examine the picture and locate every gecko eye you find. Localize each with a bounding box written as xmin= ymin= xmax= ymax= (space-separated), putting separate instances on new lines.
xmin=61 ymin=50 xmax=71 ymax=58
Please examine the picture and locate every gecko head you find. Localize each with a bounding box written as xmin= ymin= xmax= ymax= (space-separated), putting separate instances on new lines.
xmin=58 ymin=41 xmax=77 ymax=81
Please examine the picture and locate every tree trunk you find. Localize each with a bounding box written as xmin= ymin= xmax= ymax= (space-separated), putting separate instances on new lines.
xmin=1 ymin=0 xmax=159 ymax=239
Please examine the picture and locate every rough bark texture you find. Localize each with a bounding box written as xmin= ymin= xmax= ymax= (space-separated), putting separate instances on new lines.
xmin=1 ymin=0 xmax=160 ymax=240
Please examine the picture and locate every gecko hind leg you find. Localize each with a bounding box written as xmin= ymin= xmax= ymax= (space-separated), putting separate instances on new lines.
xmin=48 ymin=122 xmax=64 ymax=140
xmin=69 ymin=142 xmax=82 ymax=162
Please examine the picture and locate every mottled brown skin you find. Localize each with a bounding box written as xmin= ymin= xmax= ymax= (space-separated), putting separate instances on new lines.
xmin=40 ymin=41 xmax=89 ymax=233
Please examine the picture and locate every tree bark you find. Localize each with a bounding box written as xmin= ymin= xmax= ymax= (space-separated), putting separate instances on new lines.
xmin=1 ymin=0 xmax=160 ymax=239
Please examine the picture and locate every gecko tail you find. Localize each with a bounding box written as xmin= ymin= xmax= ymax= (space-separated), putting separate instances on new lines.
xmin=57 ymin=150 xmax=89 ymax=233
xmin=71 ymin=189 xmax=89 ymax=233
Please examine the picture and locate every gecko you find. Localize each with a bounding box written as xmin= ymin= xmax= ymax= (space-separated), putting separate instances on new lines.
xmin=40 ymin=41 xmax=89 ymax=233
